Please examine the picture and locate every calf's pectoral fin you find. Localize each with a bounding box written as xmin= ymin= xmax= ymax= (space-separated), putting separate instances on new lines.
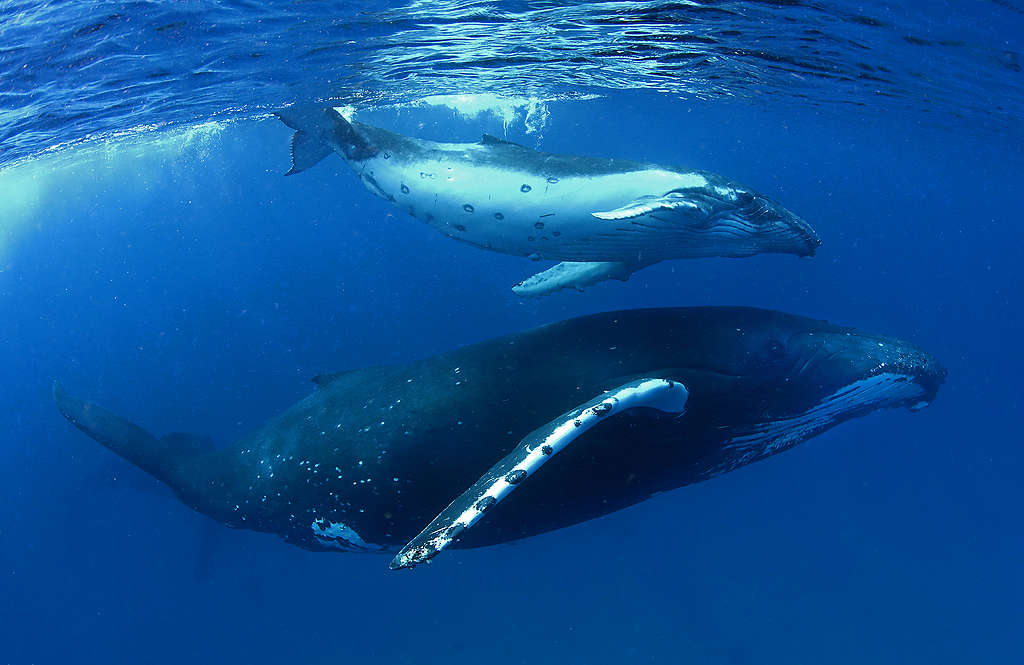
xmin=592 ymin=195 xmax=700 ymax=221
xmin=389 ymin=378 xmax=689 ymax=570
xmin=512 ymin=261 xmax=655 ymax=297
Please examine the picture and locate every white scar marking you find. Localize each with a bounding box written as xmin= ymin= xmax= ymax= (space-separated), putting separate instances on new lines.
xmin=311 ymin=517 xmax=385 ymax=552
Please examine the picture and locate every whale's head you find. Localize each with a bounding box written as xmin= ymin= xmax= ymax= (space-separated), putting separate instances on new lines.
xmin=767 ymin=322 xmax=945 ymax=414
xmin=657 ymin=308 xmax=945 ymax=460
xmin=717 ymin=188 xmax=822 ymax=258
xmin=593 ymin=174 xmax=822 ymax=259
xmin=668 ymin=181 xmax=821 ymax=259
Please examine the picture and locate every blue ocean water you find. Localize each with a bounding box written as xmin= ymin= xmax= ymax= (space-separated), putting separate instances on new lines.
xmin=1 ymin=2 xmax=1022 ymax=663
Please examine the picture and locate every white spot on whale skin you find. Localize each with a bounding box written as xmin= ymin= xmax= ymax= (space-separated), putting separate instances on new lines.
xmin=311 ymin=517 xmax=386 ymax=552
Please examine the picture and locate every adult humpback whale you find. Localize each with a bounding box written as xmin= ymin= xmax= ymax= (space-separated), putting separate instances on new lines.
xmin=54 ymin=307 xmax=943 ymax=570
xmin=276 ymin=108 xmax=821 ymax=295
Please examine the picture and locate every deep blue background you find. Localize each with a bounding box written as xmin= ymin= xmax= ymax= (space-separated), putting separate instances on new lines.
xmin=1 ymin=93 xmax=1021 ymax=663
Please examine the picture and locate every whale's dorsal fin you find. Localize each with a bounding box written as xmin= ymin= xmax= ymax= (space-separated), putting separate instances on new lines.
xmin=389 ymin=377 xmax=689 ymax=570
xmin=312 ymin=365 xmax=384 ymax=389
xmin=312 ymin=370 xmax=355 ymax=388
xmin=313 ymin=366 xmax=391 ymax=389
xmin=480 ymin=133 xmax=525 ymax=148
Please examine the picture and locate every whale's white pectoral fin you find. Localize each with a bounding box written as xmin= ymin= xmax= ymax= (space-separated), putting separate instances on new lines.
xmin=389 ymin=378 xmax=689 ymax=570
xmin=592 ymin=196 xmax=701 ymax=221
xmin=512 ymin=261 xmax=651 ymax=297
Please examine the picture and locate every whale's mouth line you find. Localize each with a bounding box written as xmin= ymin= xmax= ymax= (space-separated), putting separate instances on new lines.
xmin=630 ymin=192 xmax=821 ymax=257
xmin=724 ymin=194 xmax=822 ymax=256
xmin=697 ymin=370 xmax=936 ymax=478
xmin=784 ymin=215 xmax=822 ymax=256
xmin=719 ymin=212 xmax=821 ymax=256
xmin=723 ymin=372 xmax=927 ymax=459
xmin=639 ymin=209 xmax=820 ymax=257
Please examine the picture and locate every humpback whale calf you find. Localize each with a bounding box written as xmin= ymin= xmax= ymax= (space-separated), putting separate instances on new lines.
xmin=55 ymin=307 xmax=943 ymax=569
xmin=277 ymin=108 xmax=821 ymax=295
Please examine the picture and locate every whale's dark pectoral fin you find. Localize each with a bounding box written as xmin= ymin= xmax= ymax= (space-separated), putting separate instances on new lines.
xmin=389 ymin=378 xmax=689 ymax=570
xmin=512 ymin=261 xmax=654 ymax=297
xmin=592 ymin=195 xmax=701 ymax=221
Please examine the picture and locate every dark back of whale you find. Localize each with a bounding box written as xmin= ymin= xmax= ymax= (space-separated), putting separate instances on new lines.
xmin=54 ymin=307 xmax=944 ymax=552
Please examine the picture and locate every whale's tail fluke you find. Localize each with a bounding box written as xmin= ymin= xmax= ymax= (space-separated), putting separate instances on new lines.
xmin=275 ymin=106 xmax=378 ymax=175
xmin=53 ymin=381 xmax=210 ymax=496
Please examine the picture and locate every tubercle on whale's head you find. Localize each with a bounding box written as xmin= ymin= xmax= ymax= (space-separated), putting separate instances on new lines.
xmin=680 ymin=314 xmax=946 ymax=471
xmin=677 ymin=309 xmax=945 ymax=420
xmin=764 ymin=323 xmax=947 ymax=417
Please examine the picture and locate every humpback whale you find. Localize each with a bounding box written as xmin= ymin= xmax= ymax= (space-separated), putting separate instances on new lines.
xmin=54 ymin=307 xmax=943 ymax=569
xmin=276 ymin=108 xmax=821 ymax=295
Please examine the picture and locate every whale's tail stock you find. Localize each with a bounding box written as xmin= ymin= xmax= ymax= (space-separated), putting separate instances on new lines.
xmin=53 ymin=381 xmax=213 ymax=501
xmin=274 ymin=106 xmax=377 ymax=175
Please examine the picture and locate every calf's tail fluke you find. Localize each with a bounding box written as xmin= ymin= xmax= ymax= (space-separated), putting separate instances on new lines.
xmin=275 ymin=105 xmax=377 ymax=175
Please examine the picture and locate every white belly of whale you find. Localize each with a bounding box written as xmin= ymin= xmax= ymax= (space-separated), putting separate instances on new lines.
xmin=356 ymin=155 xmax=708 ymax=262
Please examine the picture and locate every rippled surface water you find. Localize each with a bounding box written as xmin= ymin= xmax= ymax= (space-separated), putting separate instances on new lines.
xmin=2 ymin=0 xmax=1022 ymax=167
